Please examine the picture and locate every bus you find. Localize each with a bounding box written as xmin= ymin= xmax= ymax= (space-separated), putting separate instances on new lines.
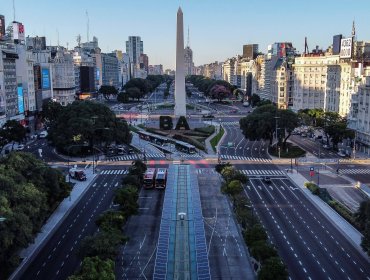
xmin=174 ymin=140 xmax=197 ymax=154
xmin=155 ymin=168 xmax=167 ymax=189
xmin=137 ymin=131 xmax=168 ymax=146
xmin=143 ymin=168 xmax=156 ymax=189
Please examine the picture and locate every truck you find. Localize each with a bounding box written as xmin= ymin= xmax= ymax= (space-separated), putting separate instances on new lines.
xmin=69 ymin=168 xmax=87 ymax=181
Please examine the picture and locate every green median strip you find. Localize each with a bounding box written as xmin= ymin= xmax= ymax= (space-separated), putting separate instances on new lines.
xmin=210 ymin=126 xmax=224 ymax=152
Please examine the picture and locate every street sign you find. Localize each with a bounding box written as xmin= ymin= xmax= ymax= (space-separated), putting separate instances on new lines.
xmin=310 ymin=167 xmax=314 ymax=171
xmin=227 ymin=142 xmax=233 ymax=147
xmin=310 ymin=171 xmax=315 ymax=177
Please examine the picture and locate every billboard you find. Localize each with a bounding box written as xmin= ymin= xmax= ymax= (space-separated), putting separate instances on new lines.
xmin=340 ymin=38 xmax=352 ymax=58
xmin=41 ymin=68 xmax=50 ymax=89
xmin=0 ymin=15 xmax=5 ymax=39
xmin=17 ymin=84 xmax=24 ymax=114
xmin=12 ymin=22 xmax=25 ymax=41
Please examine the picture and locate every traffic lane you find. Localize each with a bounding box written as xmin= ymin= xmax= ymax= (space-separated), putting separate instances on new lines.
xmin=290 ymin=135 xmax=337 ymax=158
xmin=198 ymin=173 xmax=254 ymax=279
xmin=220 ymin=123 xmax=238 ymax=155
xmin=279 ymin=178 xmax=370 ymax=277
xmin=21 ymin=175 xmax=122 ymax=280
xmin=245 ymin=178 xmax=322 ymax=279
xmin=268 ymin=178 xmax=357 ymax=279
xmin=116 ymin=188 xmax=165 ymax=279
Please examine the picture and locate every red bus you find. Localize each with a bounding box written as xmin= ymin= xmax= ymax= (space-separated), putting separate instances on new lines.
xmin=155 ymin=168 xmax=167 ymax=189
xmin=143 ymin=168 xmax=156 ymax=189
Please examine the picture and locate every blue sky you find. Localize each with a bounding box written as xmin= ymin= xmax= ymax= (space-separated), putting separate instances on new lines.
xmin=1 ymin=0 xmax=370 ymax=69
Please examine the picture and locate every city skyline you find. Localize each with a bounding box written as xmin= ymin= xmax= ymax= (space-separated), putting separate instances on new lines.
xmin=2 ymin=0 xmax=370 ymax=69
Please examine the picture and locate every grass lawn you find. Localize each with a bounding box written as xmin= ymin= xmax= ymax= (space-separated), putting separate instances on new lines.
xmin=210 ymin=127 xmax=225 ymax=152
xmin=269 ymin=143 xmax=306 ymax=158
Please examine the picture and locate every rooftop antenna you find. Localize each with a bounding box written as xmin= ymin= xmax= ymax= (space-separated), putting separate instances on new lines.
xmin=86 ymin=10 xmax=90 ymax=42
xmin=304 ymin=37 xmax=309 ymax=55
xmin=13 ymin=0 xmax=16 ymax=21
xmin=66 ymin=42 xmax=69 ymax=50
xmin=57 ymin=29 xmax=60 ymax=47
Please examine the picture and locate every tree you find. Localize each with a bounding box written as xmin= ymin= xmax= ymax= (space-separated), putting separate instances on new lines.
xmin=240 ymin=105 xmax=299 ymax=146
xmin=95 ymin=210 xmax=126 ymax=232
xmin=47 ymin=101 xmax=132 ymax=154
xmin=250 ymin=240 xmax=278 ymax=263
xmin=42 ymin=100 xmax=63 ymax=123
xmin=126 ymin=87 xmax=142 ymax=101
xmin=129 ymin=160 xmax=147 ymax=177
xmin=215 ymin=162 xmax=232 ymax=173
xmin=98 ymin=85 xmax=118 ymax=100
xmin=209 ymin=84 xmax=231 ymax=102
xmin=322 ymin=112 xmax=354 ymax=148
xmin=114 ymin=185 xmax=139 ymax=216
xmin=243 ymin=224 xmax=268 ymax=246
xmin=356 ymin=199 xmax=370 ymax=255
xmin=224 ymin=180 xmax=243 ymax=198
xmin=0 ymin=153 xmax=71 ymax=279
xmin=250 ymin=94 xmax=261 ymax=107
xmin=68 ymin=256 xmax=115 ymax=280
xmin=257 ymin=257 xmax=288 ymax=280
xmin=1 ymin=120 xmax=27 ymax=144
xmin=123 ymin=78 xmax=150 ymax=98
xmin=117 ymin=92 xmax=129 ymax=103
xmin=78 ymin=230 xmax=125 ymax=260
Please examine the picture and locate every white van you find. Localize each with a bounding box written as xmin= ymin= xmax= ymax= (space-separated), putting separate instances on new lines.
xmin=39 ymin=131 xmax=48 ymax=138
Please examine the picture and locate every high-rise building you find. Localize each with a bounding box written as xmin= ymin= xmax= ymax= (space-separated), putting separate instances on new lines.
xmin=184 ymin=46 xmax=194 ymax=76
xmin=26 ymin=36 xmax=46 ymax=51
xmin=243 ymin=44 xmax=258 ymax=60
xmin=0 ymin=15 xmax=5 ymax=40
xmin=101 ymin=53 xmax=119 ymax=88
xmin=149 ymin=65 xmax=163 ymax=75
xmin=126 ymin=36 xmax=143 ymax=64
xmin=140 ymin=53 xmax=149 ymax=73
xmin=333 ymin=34 xmax=342 ymax=55
xmin=0 ymin=44 xmax=19 ymax=118
xmin=52 ymin=48 xmax=75 ymax=106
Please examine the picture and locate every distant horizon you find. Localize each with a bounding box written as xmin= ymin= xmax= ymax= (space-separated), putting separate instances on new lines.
xmin=1 ymin=0 xmax=370 ymax=69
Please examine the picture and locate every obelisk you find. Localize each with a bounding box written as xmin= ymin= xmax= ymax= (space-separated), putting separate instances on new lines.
xmin=174 ymin=7 xmax=187 ymax=117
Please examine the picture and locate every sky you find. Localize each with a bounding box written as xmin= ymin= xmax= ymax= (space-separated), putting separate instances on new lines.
xmin=1 ymin=0 xmax=370 ymax=69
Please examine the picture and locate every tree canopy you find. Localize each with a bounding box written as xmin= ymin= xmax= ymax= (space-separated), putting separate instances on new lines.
xmin=47 ymin=100 xmax=132 ymax=154
xmin=98 ymin=85 xmax=118 ymax=100
xmin=0 ymin=120 xmax=27 ymax=144
xmin=0 ymin=153 xmax=71 ymax=278
xmin=186 ymin=75 xmax=235 ymax=101
xmin=240 ymin=105 xmax=299 ymax=147
xmin=67 ymin=256 xmax=115 ymax=280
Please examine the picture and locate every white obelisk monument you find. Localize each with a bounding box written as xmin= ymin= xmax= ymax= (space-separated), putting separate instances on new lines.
xmin=174 ymin=7 xmax=187 ymax=117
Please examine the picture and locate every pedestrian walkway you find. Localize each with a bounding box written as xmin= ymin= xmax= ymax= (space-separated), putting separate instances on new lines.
xmin=240 ymin=169 xmax=285 ymax=176
xmin=339 ymin=168 xmax=370 ymax=174
xmin=106 ymin=153 xmax=165 ymax=161
xmin=220 ymin=121 xmax=239 ymax=126
xmin=100 ymin=169 xmax=128 ymax=175
xmin=10 ymin=167 xmax=98 ymax=280
xmin=220 ymin=154 xmax=272 ymax=162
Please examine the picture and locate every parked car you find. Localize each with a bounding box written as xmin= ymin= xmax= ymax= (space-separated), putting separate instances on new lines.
xmin=38 ymin=131 xmax=48 ymax=138
xmin=323 ymin=144 xmax=331 ymax=149
xmin=300 ymin=133 xmax=307 ymax=137
xmin=16 ymin=144 xmax=25 ymax=151
xmin=202 ymin=114 xmax=215 ymax=119
xmin=337 ymin=152 xmax=347 ymax=158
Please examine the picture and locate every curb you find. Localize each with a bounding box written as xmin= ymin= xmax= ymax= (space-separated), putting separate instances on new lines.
xmin=285 ymin=171 xmax=370 ymax=260
xmin=9 ymin=170 xmax=99 ymax=280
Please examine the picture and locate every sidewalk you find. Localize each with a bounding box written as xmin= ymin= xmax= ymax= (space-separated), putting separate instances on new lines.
xmin=285 ymin=169 xmax=365 ymax=252
xmin=9 ymin=167 xmax=98 ymax=280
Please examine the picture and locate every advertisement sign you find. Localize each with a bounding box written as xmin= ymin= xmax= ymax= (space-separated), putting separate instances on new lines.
xmin=12 ymin=22 xmax=25 ymax=41
xmin=340 ymin=38 xmax=352 ymax=58
xmin=17 ymin=84 xmax=24 ymax=114
xmin=41 ymin=68 xmax=50 ymax=89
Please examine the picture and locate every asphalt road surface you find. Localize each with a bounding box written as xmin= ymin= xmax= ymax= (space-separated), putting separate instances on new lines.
xmin=18 ymin=174 xmax=124 ymax=280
